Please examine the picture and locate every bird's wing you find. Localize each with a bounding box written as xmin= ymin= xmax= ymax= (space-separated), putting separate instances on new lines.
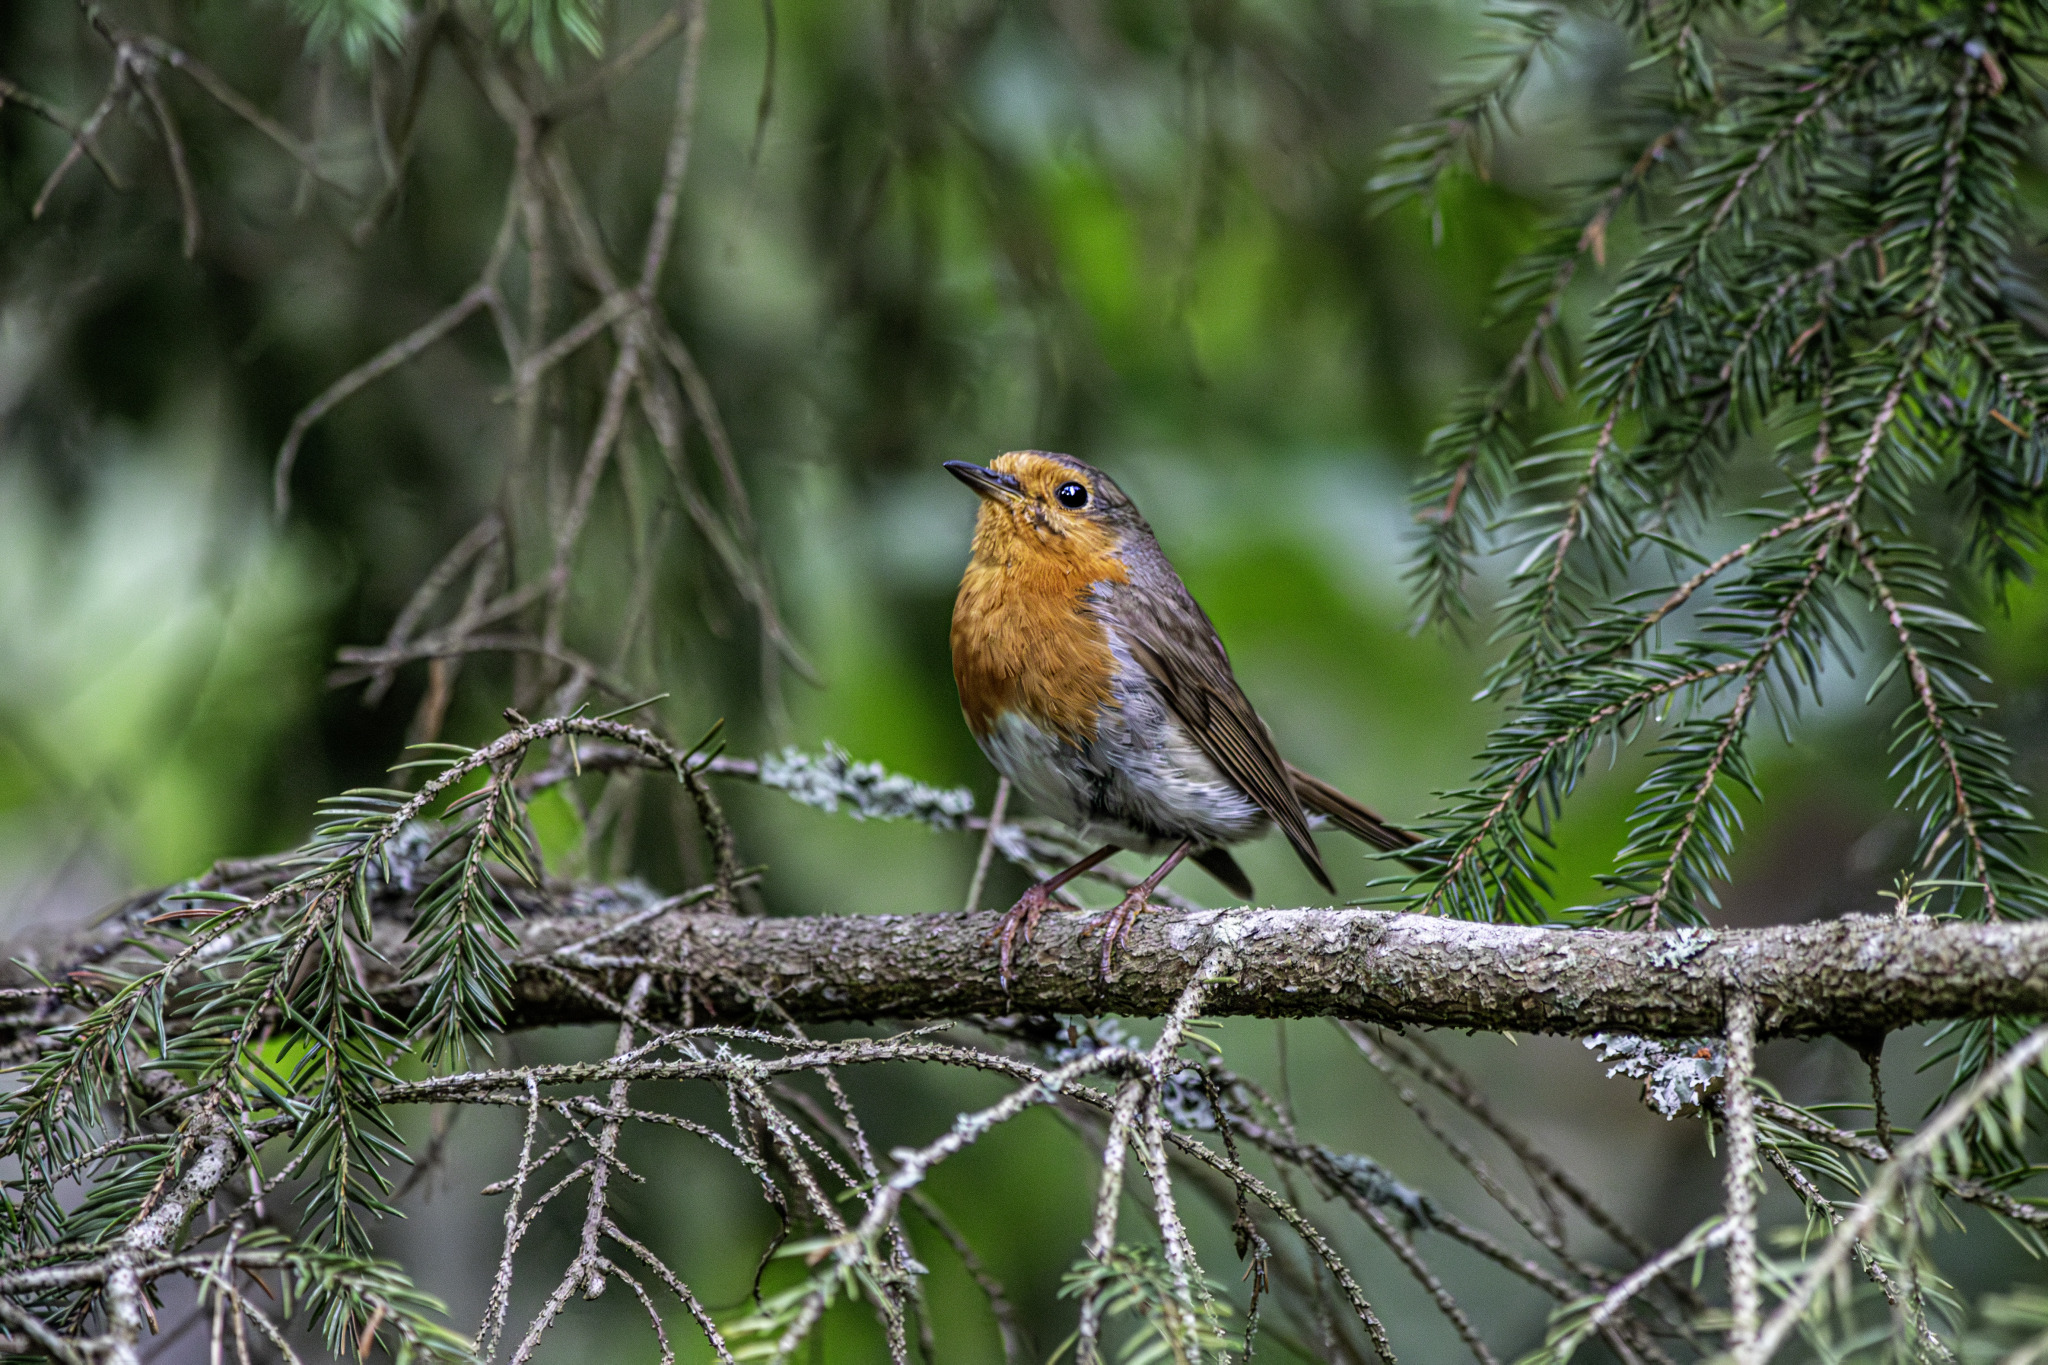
xmin=1286 ymin=762 xmax=1422 ymax=854
xmin=1113 ymin=581 xmax=1334 ymax=893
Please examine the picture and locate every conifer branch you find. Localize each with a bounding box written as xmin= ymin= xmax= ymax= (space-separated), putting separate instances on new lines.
xmin=14 ymin=896 xmax=2048 ymax=1042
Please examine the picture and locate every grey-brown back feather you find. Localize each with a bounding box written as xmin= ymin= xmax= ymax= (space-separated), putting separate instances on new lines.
xmin=1113 ymin=540 xmax=1336 ymax=894
xmin=1025 ymin=454 xmax=1422 ymax=889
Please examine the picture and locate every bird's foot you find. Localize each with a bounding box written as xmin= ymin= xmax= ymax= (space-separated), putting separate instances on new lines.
xmin=988 ymin=882 xmax=1054 ymax=989
xmin=1084 ymin=885 xmax=1156 ymax=981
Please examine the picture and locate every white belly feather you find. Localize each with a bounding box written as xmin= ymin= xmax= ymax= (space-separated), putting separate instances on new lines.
xmin=975 ymin=637 xmax=1269 ymax=856
xmin=979 ymin=710 xmax=1094 ymax=830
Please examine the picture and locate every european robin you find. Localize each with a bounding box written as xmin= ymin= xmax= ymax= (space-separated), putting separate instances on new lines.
xmin=946 ymin=450 xmax=1419 ymax=982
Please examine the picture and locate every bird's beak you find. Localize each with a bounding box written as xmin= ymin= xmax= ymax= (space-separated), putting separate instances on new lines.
xmin=944 ymin=461 xmax=1024 ymax=502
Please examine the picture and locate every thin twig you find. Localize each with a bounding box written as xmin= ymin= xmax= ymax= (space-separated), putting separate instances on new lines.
xmin=140 ymin=36 xmax=355 ymax=197
xmin=1723 ymin=990 xmax=1760 ymax=1359
xmin=365 ymin=516 xmax=505 ymax=705
xmin=273 ymin=276 xmax=503 ymax=516
xmin=1751 ymin=1025 xmax=2048 ymax=1361
xmin=1385 ymin=1030 xmax=1661 ymax=1269
xmin=542 ymin=0 xmax=699 ymax=122
xmin=1759 ymin=1147 xmax=1951 ymax=1361
xmin=1850 ymin=525 xmax=1998 ymax=915
xmin=962 ymin=777 xmax=1010 ymax=913
xmin=1357 ymin=1199 xmax=1498 ymax=1365
xmin=577 ymin=973 xmax=654 ymax=1296
xmin=0 ymin=73 xmax=125 ymax=189
xmin=477 ymin=1077 xmax=541 ymax=1364
xmin=1754 ymin=1096 xmax=2048 ymax=1228
xmin=35 ymin=54 xmax=129 ymax=219
xmin=905 ymin=1192 xmax=1027 ymax=1365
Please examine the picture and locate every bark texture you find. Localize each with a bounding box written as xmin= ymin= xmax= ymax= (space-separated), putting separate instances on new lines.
xmin=508 ymin=903 xmax=2048 ymax=1037
xmin=16 ymin=888 xmax=2040 ymax=1039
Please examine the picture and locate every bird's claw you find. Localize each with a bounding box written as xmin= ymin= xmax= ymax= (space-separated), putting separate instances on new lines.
xmin=1084 ymin=887 xmax=1154 ymax=980
xmin=988 ymin=883 xmax=1053 ymax=989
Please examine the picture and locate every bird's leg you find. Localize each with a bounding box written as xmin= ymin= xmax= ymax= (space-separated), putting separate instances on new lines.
xmin=990 ymin=843 xmax=1121 ymax=987
xmin=1087 ymin=839 xmax=1194 ymax=979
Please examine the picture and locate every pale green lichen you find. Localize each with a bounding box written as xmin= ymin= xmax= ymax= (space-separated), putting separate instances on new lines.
xmin=758 ymin=742 xmax=976 ymax=829
xmin=1587 ymin=1033 xmax=1725 ymax=1118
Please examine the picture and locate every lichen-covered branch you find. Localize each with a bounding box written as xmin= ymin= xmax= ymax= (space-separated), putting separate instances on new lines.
xmin=15 ymin=892 xmax=2048 ymax=1041
xmin=494 ymin=900 xmax=2048 ymax=1038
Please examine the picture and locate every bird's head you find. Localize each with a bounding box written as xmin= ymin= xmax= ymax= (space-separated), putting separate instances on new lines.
xmin=944 ymin=452 xmax=1150 ymax=568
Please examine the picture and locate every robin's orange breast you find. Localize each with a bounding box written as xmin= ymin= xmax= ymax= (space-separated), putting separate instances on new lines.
xmin=951 ymin=503 xmax=1129 ymax=743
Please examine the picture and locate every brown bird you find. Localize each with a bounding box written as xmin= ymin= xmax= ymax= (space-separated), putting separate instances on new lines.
xmin=946 ymin=450 xmax=1419 ymax=981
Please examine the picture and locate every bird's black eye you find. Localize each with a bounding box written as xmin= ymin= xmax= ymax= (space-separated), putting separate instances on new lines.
xmin=1055 ymin=481 xmax=1089 ymax=509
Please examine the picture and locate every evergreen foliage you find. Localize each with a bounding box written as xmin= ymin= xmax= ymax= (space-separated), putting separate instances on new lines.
xmin=1391 ymin=1 xmax=2048 ymax=941
xmin=0 ymin=0 xmax=2045 ymax=1362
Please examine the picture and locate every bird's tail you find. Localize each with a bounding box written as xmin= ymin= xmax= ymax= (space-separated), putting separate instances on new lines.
xmin=1285 ymin=763 xmax=1426 ymax=864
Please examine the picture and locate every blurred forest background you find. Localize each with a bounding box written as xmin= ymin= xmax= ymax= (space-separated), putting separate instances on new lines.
xmin=3 ymin=0 xmax=2047 ymax=1360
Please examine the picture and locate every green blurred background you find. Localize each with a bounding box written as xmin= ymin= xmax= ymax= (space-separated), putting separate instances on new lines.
xmin=3 ymin=0 xmax=2046 ymax=1359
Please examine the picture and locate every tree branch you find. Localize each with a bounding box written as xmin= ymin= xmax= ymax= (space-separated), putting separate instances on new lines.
xmin=16 ymin=894 xmax=2048 ymax=1039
